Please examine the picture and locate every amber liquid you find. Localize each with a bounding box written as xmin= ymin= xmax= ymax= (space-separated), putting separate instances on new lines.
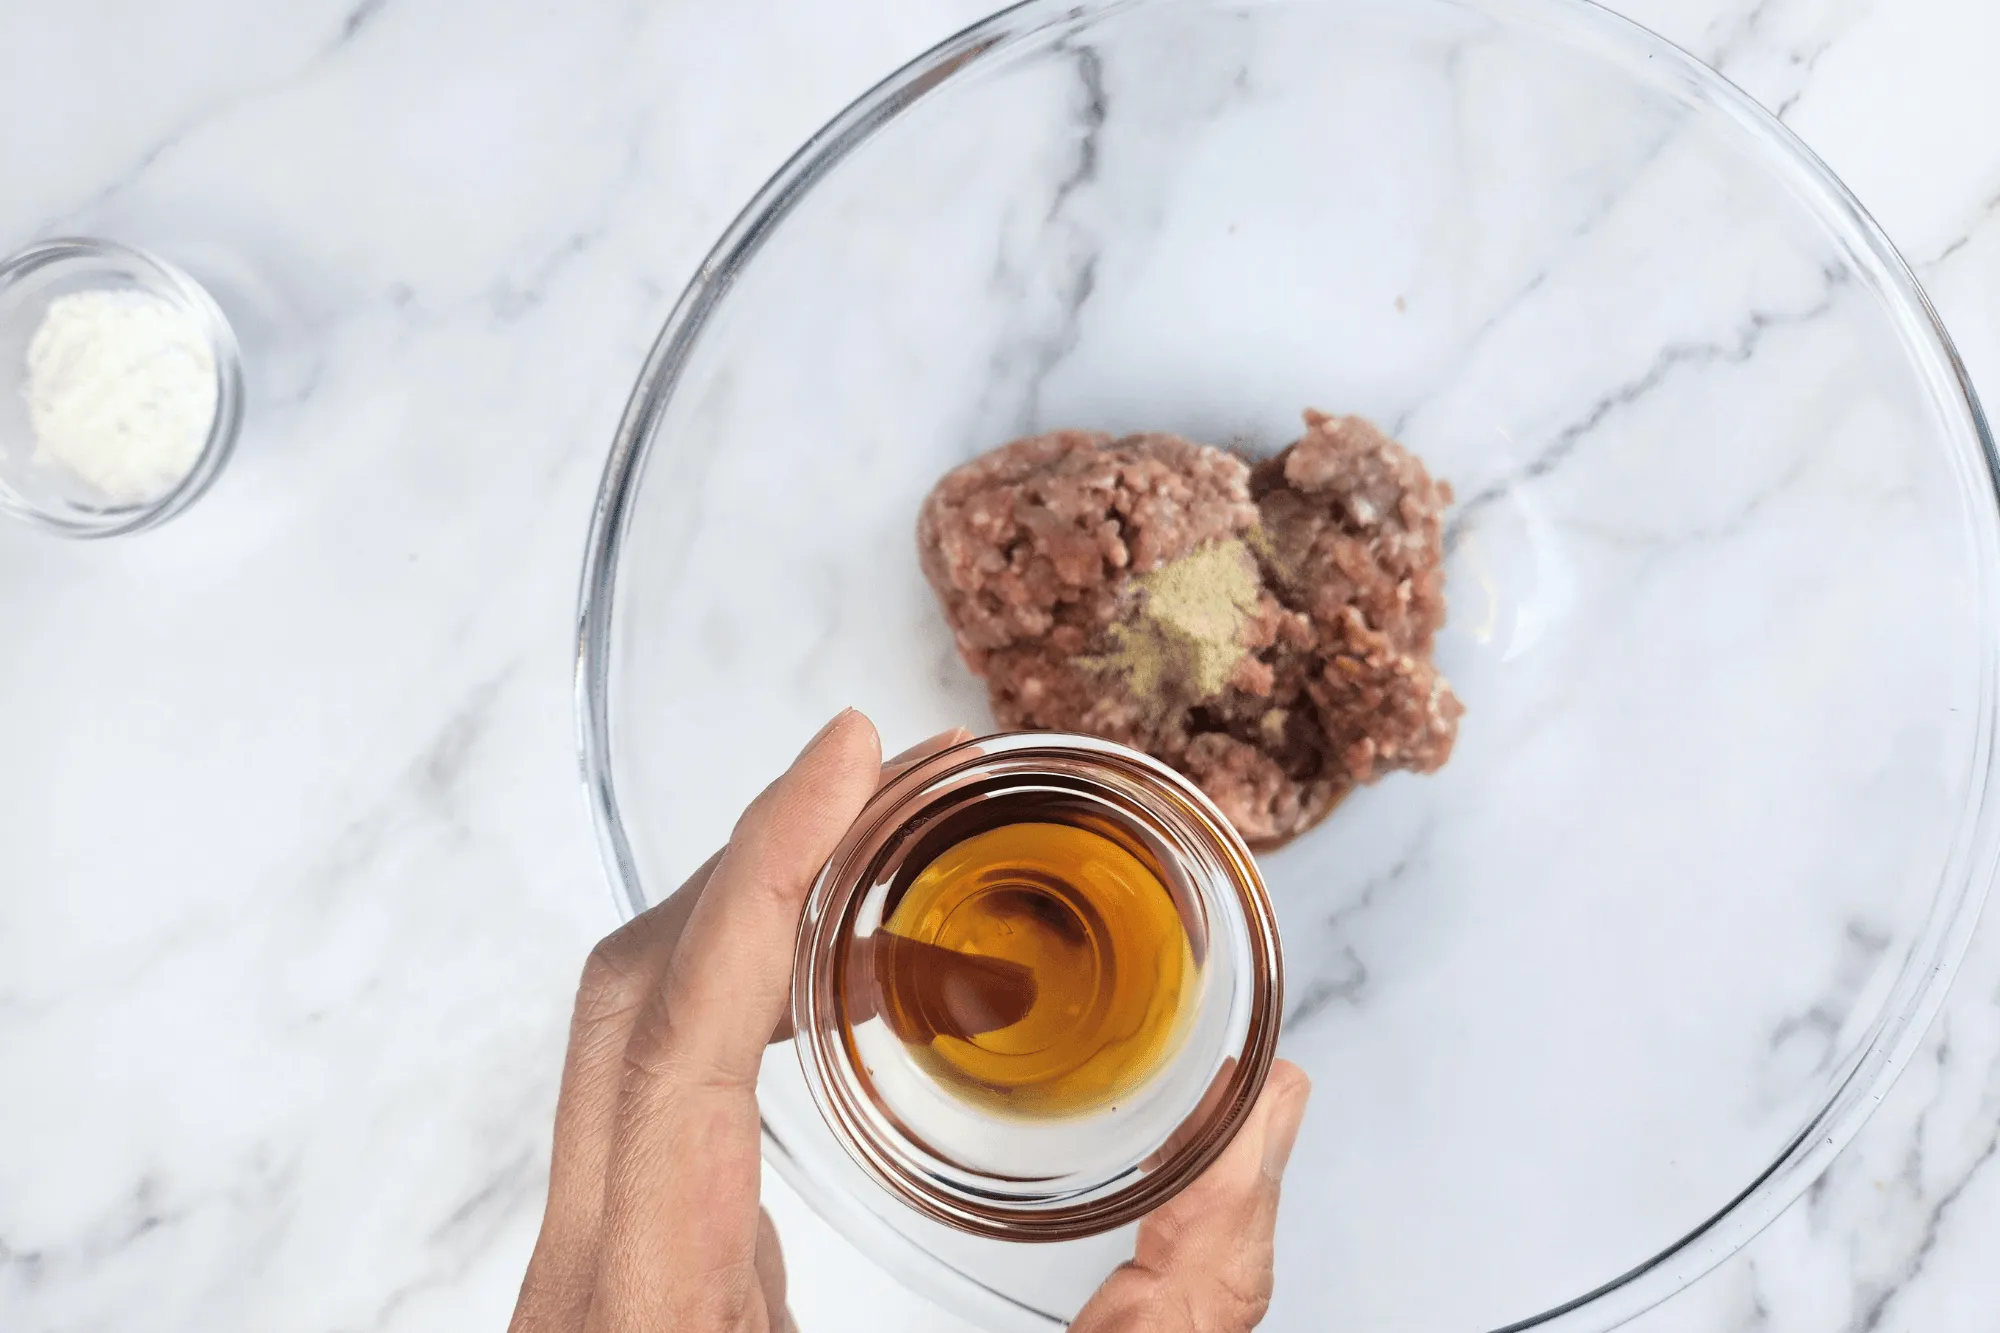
xmin=869 ymin=818 xmax=1196 ymax=1116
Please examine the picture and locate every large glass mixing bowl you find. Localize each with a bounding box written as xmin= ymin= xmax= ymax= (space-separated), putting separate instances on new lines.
xmin=576 ymin=1 xmax=2000 ymax=1328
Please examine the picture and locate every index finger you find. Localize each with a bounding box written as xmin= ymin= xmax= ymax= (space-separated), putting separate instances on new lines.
xmin=1073 ymin=1060 xmax=1312 ymax=1333
xmin=584 ymin=711 xmax=883 ymax=1331
xmin=637 ymin=707 xmax=883 ymax=1090
xmin=516 ymin=721 xmax=966 ymax=1331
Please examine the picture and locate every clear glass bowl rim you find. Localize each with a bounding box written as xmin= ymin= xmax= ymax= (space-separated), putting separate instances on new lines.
xmin=574 ymin=0 xmax=2000 ymax=1327
xmin=0 ymin=236 xmax=245 ymax=539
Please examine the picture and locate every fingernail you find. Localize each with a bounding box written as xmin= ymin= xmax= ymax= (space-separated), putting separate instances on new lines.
xmin=886 ymin=726 xmax=973 ymax=766
xmin=797 ymin=708 xmax=857 ymax=761
xmin=1260 ymin=1079 xmax=1311 ymax=1182
xmin=885 ymin=733 xmax=943 ymax=765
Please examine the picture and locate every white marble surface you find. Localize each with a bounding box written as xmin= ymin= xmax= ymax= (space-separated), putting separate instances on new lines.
xmin=5 ymin=1 xmax=2000 ymax=1331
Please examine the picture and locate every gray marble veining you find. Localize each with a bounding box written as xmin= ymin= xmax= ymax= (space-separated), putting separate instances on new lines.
xmin=4 ymin=1 xmax=2000 ymax=1330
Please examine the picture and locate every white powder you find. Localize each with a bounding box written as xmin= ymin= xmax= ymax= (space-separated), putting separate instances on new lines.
xmin=23 ymin=289 xmax=218 ymax=505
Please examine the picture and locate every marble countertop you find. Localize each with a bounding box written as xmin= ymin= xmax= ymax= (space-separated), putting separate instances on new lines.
xmin=5 ymin=1 xmax=2000 ymax=1330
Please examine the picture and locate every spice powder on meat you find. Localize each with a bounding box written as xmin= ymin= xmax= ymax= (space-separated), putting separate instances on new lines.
xmin=1083 ymin=538 xmax=1262 ymax=707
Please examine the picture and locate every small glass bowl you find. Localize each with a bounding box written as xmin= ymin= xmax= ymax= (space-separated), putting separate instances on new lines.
xmin=0 ymin=238 xmax=244 ymax=538
xmin=792 ymin=732 xmax=1284 ymax=1241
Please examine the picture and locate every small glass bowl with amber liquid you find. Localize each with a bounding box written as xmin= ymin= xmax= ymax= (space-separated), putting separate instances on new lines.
xmin=792 ymin=733 xmax=1284 ymax=1240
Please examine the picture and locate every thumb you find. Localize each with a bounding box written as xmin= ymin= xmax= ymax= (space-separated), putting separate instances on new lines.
xmin=1072 ymin=1061 xmax=1312 ymax=1333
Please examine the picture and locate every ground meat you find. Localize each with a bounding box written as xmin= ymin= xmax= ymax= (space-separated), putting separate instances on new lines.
xmin=918 ymin=411 xmax=1462 ymax=850
xmin=917 ymin=430 xmax=1261 ymax=668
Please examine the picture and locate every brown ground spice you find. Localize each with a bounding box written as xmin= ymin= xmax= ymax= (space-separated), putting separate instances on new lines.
xmin=1079 ymin=538 xmax=1264 ymax=705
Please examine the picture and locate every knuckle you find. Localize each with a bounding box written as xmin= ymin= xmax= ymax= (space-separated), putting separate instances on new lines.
xmin=1203 ymin=1264 xmax=1273 ymax=1331
xmin=730 ymin=777 xmax=785 ymax=846
xmin=1096 ymin=1269 xmax=1185 ymax=1333
xmin=574 ymin=937 xmax=652 ymax=1029
xmin=1094 ymin=1266 xmax=1226 ymax=1333
xmin=669 ymin=1260 xmax=762 ymax=1333
xmin=1197 ymin=1239 xmax=1275 ymax=1331
xmin=615 ymin=1000 xmax=753 ymax=1101
xmin=1129 ymin=1225 xmax=1274 ymax=1332
xmin=617 ymin=996 xmax=685 ymax=1090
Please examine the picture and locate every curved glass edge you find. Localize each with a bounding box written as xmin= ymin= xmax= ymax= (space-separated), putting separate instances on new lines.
xmin=762 ymin=1120 xmax=1068 ymax=1332
xmin=789 ymin=733 xmax=1284 ymax=1241
xmin=0 ymin=237 xmax=244 ymax=540
xmin=1494 ymin=4 xmax=2000 ymax=1330
xmin=573 ymin=0 xmax=2000 ymax=1328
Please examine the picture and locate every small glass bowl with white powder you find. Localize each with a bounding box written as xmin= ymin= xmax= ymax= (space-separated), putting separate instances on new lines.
xmin=0 ymin=238 xmax=243 ymax=537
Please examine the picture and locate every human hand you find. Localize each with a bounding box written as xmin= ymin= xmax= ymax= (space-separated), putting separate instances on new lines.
xmin=510 ymin=710 xmax=1310 ymax=1333
xmin=1068 ymin=1057 xmax=1311 ymax=1332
